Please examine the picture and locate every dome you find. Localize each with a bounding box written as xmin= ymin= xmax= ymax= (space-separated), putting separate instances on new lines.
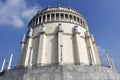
xmin=28 ymin=6 xmax=88 ymax=29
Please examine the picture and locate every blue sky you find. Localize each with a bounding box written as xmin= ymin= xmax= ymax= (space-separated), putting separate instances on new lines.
xmin=0 ymin=0 xmax=120 ymax=73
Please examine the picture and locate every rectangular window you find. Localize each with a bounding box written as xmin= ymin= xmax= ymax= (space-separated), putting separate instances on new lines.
xmin=51 ymin=14 xmax=54 ymax=21
xmin=56 ymin=13 xmax=59 ymax=21
xmin=47 ymin=14 xmax=50 ymax=21
xmin=39 ymin=16 xmax=41 ymax=24
xmin=69 ymin=15 xmax=72 ymax=21
xmin=43 ymin=15 xmax=45 ymax=22
xmin=61 ymin=14 xmax=64 ymax=21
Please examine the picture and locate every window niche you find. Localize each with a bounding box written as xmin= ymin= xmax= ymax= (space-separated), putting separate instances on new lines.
xmin=33 ymin=19 xmax=36 ymax=26
xmin=73 ymin=16 xmax=76 ymax=22
xmin=61 ymin=14 xmax=64 ymax=21
xmin=43 ymin=15 xmax=46 ymax=22
xmin=77 ymin=17 xmax=79 ymax=23
xmin=39 ymin=16 xmax=41 ymax=24
xmin=56 ymin=13 xmax=59 ymax=21
xmin=80 ymin=19 xmax=82 ymax=25
xmin=47 ymin=14 xmax=50 ymax=22
xmin=36 ymin=18 xmax=38 ymax=25
xmin=65 ymin=14 xmax=68 ymax=21
xmin=69 ymin=15 xmax=72 ymax=22
xmin=51 ymin=14 xmax=54 ymax=21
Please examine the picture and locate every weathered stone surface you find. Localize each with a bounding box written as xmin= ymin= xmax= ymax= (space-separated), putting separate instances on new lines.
xmin=0 ymin=65 xmax=120 ymax=80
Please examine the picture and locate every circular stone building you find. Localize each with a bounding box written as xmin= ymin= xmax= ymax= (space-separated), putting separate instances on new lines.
xmin=17 ymin=5 xmax=100 ymax=67
xmin=0 ymin=6 xmax=120 ymax=80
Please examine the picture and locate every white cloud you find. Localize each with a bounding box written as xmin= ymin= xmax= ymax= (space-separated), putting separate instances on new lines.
xmin=0 ymin=0 xmax=41 ymax=28
xmin=21 ymin=7 xmax=39 ymax=20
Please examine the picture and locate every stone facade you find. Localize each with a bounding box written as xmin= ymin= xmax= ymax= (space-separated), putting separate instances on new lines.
xmin=17 ymin=6 xmax=100 ymax=67
xmin=1 ymin=6 xmax=120 ymax=80
xmin=0 ymin=65 xmax=120 ymax=80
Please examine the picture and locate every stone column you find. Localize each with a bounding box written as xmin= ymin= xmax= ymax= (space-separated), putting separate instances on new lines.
xmin=34 ymin=19 xmax=36 ymax=26
xmin=24 ymin=28 xmax=33 ymax=66
xmin=72 ymin=15 xmax=74 ymax=22
xmin=91 ymin=34 xmax=100 ymax=65
xmin=68 ymin=14 xmax=70 ymax=21
xmin=74 ymin=16 xmax=76 ymax=22
xmin=50 ymin=14 xmax=51 ymax=21
xmin=73 ymin=26 xmax=80 ymax=65
xmin=7 ymin=52 xmax=13 ymax=70
xmin=17 ymin=34 xmax=26 ymax=66
xmin=41 ymin=16 xmax=43 ymax=23
xmin=0 ymin=59 xmax=6 ymax=72
xmin=28 ymin=47 xmax=33 ymax=67
xmin=37 ymin=17 xmax=39 ymax=25
xmin=80 ymin=19 xmax=82 ymax=25
xmin=63 ymin=14 xmax=65 ymax=20
xmin=45 ymin=15 xmax=47 ymax=22
xmin=85 ymin=31 xmax=96 ymax=65
xmin=54 ymin=13 xmax=56 ymax=21
xmin=88 ymin=47 xmax=94 ymax=65
xmin=110 ymin=57 xmax=116 ymax=70
xmin=105 ymin=51 xmax=111 ymax=67
xmin=31 ymin=20 xmax=33 ymax=27
xmin=37 ymin=24 xmax=46 ymax=66
xmin=59 ymin=13 xmax=61 ymax=21
xmin=58 ymin=24 xmax=64 ymax=65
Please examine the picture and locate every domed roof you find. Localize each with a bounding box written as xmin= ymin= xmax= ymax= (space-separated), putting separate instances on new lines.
xmin=39 ymin=6 xmax=80 ymax=15
xmin=28 ymin=5 xmax=88 ymax=28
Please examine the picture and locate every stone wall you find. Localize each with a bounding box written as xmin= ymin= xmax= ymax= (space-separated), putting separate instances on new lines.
xmin=0 ymin=65 xmax=120 ymax=80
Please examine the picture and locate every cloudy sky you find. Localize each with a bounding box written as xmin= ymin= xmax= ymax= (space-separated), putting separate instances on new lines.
xmin=0 ymin=0 xmax=120 ymax=73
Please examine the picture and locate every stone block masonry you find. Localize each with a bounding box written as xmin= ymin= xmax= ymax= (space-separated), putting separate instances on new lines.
xmin=0 ymin=65 xmax=120 ymax=80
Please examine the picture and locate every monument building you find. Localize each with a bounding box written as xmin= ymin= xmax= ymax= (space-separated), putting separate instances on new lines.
xmin=0 ymin=6 xmax=120 ymax=80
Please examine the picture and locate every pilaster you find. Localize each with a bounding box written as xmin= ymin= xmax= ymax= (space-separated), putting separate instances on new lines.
xmin=59 ymin=13 xmax=61 ymax=21
xmin=0 ymin=59 xmax=6 ymax=72
xmin=54 ymin=13 xmax=56 ymax=21
xmin=85 ymin=31 xmax=96 ymax=65
xmin=41 ymin=16 xmax=43 ymax=23
xmin=37 ymin=17 xmax=39 ymax=25
xmin=34 ymin=19 xmax=36 ymax=26
xmin=57 ymin=24 xmax=64 ymax=65
xmin=45 ymin=15 xmax=47 ymax=22
xmin=50 ymin=14 xmax=51 ymax=21
xmin=24 ymin=28 xmax=33 ymax=66
xmin=37 ymin=25 xmax=46 ymax=66
xmin=91 ymin=34 xmax=100 ymax=65
xmin=73 ymin=26 xmax=80 ymax=64
xmin=24 ymin=37 xmax=33 ymax=66
xmin=17 ymin=34 xmax=26 ymax=66
xmin=28 ymin=47 xmax=33 ymax=67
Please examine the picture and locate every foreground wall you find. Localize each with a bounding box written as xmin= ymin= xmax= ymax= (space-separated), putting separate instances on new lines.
xmin=0 ymin=65 xmax=120 ymax=80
